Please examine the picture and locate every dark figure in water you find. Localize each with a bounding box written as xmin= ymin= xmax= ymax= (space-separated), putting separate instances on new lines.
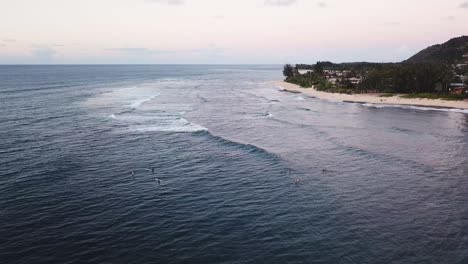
xmin=152 ymin=167 xmax=155 ymax=174
xmin=131 ymin=171 xmax=135 ymax=177
xmin=294 ymin=178 xmax=300 ymax=185
xmin=157 ymin=178 xmax=161 ymax=185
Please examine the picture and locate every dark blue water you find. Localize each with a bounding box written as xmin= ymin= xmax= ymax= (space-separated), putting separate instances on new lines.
xmin=1 ymin=65 xmax=468 ymax=264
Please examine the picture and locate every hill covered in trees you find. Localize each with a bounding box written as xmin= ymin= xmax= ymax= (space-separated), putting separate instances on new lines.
xmin=405 ymin=36 xmax=468 ymax=64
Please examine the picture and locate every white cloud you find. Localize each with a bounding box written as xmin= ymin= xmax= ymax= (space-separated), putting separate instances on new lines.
xmin=145 ymin=0 xmax=185 ymax=5
xmin=31 ymin=46 xmax=57 ymax=61
xmin=265 ymin=0 xmax=297 ymax=6
xmin=317 ymin=1 xmax=327 ymax=8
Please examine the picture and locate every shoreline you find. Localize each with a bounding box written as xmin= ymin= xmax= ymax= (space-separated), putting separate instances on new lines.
xmin=273 ymin=81 xmax=468 ymax=110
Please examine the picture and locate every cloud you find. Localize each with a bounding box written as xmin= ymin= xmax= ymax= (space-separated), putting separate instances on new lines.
xmin=265 ymin=0 xmax=297 ymax=6
xmin=107 ymin=47 xmax=224 ymax=56
xmin=107 ymin=47 xmax=174 ymax=55
xmin=212 ymin=15 xmax=225 ymax=20
xmin=460 ymin=1 xmax=468 ymax=8
xmin=443 ymin=16 xmax=455 ymax=21
xmin=317 ymin=1 xmax=327 ymax=8
xmin=145 ymin=0 xmax=185 ymax=5
xmin=31 ymin=46 xmax=57 ymax=61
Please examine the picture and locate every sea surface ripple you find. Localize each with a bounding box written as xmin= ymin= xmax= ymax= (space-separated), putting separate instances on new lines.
xmin=1 ymin=65 xmax=468 ymax=264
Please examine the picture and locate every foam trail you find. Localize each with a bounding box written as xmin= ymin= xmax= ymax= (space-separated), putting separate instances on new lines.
xmin=361 ymin=103 xmax=468 ymax=114
xmin=131 ymin=118 xmax=208 ymax=133
xmin=128 ymin=93 xmax=160 ymax=108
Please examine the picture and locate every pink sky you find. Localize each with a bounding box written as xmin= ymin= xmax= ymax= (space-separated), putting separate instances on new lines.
xmin=0 ymin=0 xmax=467 ymax=64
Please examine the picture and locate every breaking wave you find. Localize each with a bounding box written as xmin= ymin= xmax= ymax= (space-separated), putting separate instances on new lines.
xmin=194 ymin=130 xmax=281 ymax=160
xmin=130 ymin=118 xmax=208 ymax=133
xmin=361 ymin=103 xmax=468 ymax=114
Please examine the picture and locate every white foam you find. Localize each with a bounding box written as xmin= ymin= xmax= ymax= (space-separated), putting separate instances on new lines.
xmin=131 ymin=118 xmax=208 ymax=133
xmin=90 ymin=81 xmax=210 ymax=133
xmin=127 ymin=93 xmax=160 ymax=108
xmin=361 ymin=103 xmax=468 ymax=114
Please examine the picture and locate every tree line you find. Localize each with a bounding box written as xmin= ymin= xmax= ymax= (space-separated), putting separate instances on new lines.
xmin=283 ymin=62 xmax=463 ymax=95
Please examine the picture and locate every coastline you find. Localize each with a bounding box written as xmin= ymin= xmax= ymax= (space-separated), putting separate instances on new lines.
xmin=273 ymin=81 xmax=468 ymax=110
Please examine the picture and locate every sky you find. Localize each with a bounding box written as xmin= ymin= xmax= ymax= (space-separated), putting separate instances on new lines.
xmin=0 ymin=0 xmax=467 ymax=64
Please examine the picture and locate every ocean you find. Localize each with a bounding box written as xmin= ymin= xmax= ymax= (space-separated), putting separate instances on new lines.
xmin=1 ymin=65 xmax=467 ymax=263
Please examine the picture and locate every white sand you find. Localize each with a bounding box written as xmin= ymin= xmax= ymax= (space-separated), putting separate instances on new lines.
xmin=274 ymin=81 xmax=468 ymax=110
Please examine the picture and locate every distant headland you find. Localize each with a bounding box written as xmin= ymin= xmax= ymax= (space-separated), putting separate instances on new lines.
xmin=280 ymin=36 xmax=468 ymax=107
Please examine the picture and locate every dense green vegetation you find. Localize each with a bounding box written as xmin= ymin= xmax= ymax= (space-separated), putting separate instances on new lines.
xmin=284 ymin=62 xmax=466 ymax=98
xmin=376 ymin=93 xmax=466 ymax=101
xmin=359 ymin=63 xmax=453 ymax=93
xmin=283 ymin=64 xmax=294 ymax=78
xmin=283 ymin=66 xmax=325 ymax=88
xmin=284 ymin=36 xmax=468 ymax=99
xmin=400 ymin=93 xmax=467 ymax=101
xmin=379 ymin=93 xmax=396 ymax=97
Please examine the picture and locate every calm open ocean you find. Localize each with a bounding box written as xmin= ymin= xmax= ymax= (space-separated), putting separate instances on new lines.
xmin=1 ymin=65 xmax=467 ymax=263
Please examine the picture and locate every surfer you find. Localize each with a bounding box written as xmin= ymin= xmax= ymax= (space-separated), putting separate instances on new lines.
xmin=131 ymin=171 xmax=135 ymax=177
xmin=294 ymin=178 xmax=300 ymax=185
xmin=157 ymin=178 xmax=161 ymax=185
xmin=152 ymin=167 xmax=155 ymax=174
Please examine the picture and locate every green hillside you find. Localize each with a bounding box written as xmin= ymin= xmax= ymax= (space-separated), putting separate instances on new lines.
xmin=405 ymin=36 xmax=468 ymax=64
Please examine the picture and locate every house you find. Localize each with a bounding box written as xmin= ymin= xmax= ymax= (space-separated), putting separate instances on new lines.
xmin=298 ymin=69 xmax=311 ymax=75
xmin=348 ymin=77 xmax=361 ymax=84
xmin=451 ymin=87 xmax=467 ymax=95
xmin=450 ymin=83 xmax=467 ymax=95
xmin=450 ymin=83 xmax=466 ymax=88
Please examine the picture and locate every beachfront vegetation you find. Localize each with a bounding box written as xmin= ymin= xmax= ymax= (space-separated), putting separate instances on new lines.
xmin=284 ymin=36 xmax=468 ymax=99
xmin=284 ymin=62 xmax=467 ymax=99
xmin=379 ymin=93 xmax=396 ymax=97
xmin=283 ymin=64 xmax=295 ymax=78
xmin=400 ymin=93 xmax=467 ymax=101
xmin=359 ymin=63 xmax=453 ymax=94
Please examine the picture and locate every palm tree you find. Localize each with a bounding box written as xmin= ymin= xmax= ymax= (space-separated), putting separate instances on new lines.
xmin=283 ymin=64 xmax=294 ymax=78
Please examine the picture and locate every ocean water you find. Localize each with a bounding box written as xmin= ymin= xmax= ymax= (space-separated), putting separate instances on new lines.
xmin=1 ymin=65 xmax=467 ymax=264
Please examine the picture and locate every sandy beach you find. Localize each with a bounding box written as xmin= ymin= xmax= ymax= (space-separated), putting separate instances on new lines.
xmin=274 ymin=81 xmax=468 ymax=110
